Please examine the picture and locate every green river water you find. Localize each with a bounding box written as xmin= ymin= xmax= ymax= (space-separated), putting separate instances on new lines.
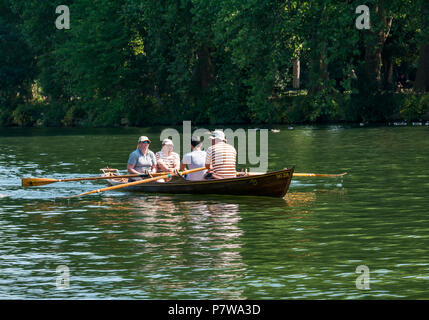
xmin=0 ymin=125 xmax=428 ymax=299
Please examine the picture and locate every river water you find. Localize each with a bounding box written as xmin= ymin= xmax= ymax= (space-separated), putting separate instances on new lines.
xmin=0 ymin=125 xmax=428 ymax=299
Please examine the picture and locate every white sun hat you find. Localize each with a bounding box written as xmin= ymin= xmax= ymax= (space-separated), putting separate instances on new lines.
xmin=209 ymin=130 xmax=226 ymax=141
xmin=162 ymin=138 xmax=174 ymax=146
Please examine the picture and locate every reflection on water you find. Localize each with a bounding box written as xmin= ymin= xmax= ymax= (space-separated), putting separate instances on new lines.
xmin=1 ymin=126 xmax=429 ymax=299
xmin=285 ymin=192 xmax=317 ymax=207
xmin=123 ymin=197 xmax=246 ymax=299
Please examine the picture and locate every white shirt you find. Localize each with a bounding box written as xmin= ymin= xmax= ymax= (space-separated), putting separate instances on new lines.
xmin=182 ymin=150 xmax=207 ymax=180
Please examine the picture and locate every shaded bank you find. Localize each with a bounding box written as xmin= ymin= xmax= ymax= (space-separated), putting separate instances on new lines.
xmin=1 ymin=92 xmax=428 ymax=128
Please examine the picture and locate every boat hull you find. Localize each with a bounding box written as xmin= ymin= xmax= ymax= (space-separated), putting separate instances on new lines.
xmin=106 ymin=167 xmax=294 ymax=198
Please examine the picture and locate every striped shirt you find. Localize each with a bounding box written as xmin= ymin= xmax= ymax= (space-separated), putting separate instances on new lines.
xmin=156 ymin=151 xmax=180 ymax=172
xmin=206 ymin=142 xmax=237 ymax=179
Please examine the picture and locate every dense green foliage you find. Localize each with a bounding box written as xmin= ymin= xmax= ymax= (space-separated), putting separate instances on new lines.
xmin=1 ymin=0 xmax=428 ymax=127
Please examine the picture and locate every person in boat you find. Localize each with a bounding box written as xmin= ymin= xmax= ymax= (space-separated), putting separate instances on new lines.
xmin=127 ymin=136 xmax=157 ymax=180
xmin=205 ymin=130 xmax=237 ymax=179
xmin=156 ymin=138 xmax=180 ymax=173
xmin=180 ymin=136 xmax=207 ymax=180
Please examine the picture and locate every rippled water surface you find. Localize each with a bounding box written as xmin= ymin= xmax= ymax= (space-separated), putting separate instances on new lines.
xmin=0 ymin=126 xmax=428 ymax=299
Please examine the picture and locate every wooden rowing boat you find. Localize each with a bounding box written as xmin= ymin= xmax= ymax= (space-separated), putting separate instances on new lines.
xmin=101 ymin=167 xmax=295 ymax=198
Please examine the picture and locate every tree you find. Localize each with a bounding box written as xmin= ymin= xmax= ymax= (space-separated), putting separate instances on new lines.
xmin=0 ymin=14 xmax=34 ymax=104
xmin=414 ymin=0 xmax=429 ymax=91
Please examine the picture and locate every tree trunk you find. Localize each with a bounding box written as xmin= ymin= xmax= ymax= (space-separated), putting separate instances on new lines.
xmin=414 ymin=1 xmax=429 ymax=92
xmin=364 ymin=1 xmax=393 ymax=88
xmin=319 ymin=43 xmax=329 ymax=83
xmin=414 ymin=41 xmax=429 ymax=91
xmin=153 ymin=85 xmax=163 ymax=106
xmin=308 ymin=3 xmax=330 ymax=94
xmin=383 ymin=55 xmax=393 ymax=85
xmin=293 ymin=55 xmax=300 ymax=89
xmin=196 ymin=44 xmax=215 ymax=91
xmin=309 ymin=40 xmax=329 ymax=94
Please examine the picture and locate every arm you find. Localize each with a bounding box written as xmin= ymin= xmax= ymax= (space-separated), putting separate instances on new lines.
xmin=127 ymin=152 xmax=140 ymax=174
xmin=127 ymin=163 xmax=141 ymax=175
xmin=157 ymin=159 xmax=171 ymax=172
xmin=173 ymin=154 xmax=180 ymax=170
xmin=205 ymin=148 xmax=212 ymax=172
xmin=180 ymin=154 xmax=189 ymax=172
xmin=151 ymin=152 xmax=158 ymax=173
xmin=154 ymin=152 xmax=169 ymax=172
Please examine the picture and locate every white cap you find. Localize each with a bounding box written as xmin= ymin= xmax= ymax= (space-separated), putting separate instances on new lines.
xmin=210 ymin=130 xmax=226 ymax=141
xmin=162 ymin=138 xmax=174 ymax=146
xmin=138 ymin=136 xmax=151 ymax=143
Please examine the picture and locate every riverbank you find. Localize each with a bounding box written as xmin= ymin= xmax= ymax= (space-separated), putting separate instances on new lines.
xmin=1 ymin=92 xmax=428 ymax=128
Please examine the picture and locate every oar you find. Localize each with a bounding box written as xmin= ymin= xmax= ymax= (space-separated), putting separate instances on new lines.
xmin=237 ymin=172 xmax=347 ymax=177
xmin=293 ymin=172 xmax=347 ymax=177
xmin=22 ymin=172 xmax=173 ymax=187
xmin=24 ymin=170 xmax=347 ymax=187
xmin=63 ymin=167 xmax=206 ymax=199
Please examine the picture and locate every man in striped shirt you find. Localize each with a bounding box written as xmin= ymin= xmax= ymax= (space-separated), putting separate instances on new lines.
xmin=205 ymin=130 xmax=237 ymax=179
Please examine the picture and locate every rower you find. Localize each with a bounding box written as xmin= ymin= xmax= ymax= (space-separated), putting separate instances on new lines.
xmin=156 ymin=138 xmax=180 ymax=173
xmin=180 ymin=136 xmax=207 ymax=180
xmin=127 ymin=136 xmax=157 ymax=180
xmin=205 ymin=130 xmax=237 ymax=179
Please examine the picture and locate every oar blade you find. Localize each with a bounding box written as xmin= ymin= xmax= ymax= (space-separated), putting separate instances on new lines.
xmin=293 ymin=172 xmax=348 ymax=178
xmin=22 ymin=178 xmax=58 ymax=187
